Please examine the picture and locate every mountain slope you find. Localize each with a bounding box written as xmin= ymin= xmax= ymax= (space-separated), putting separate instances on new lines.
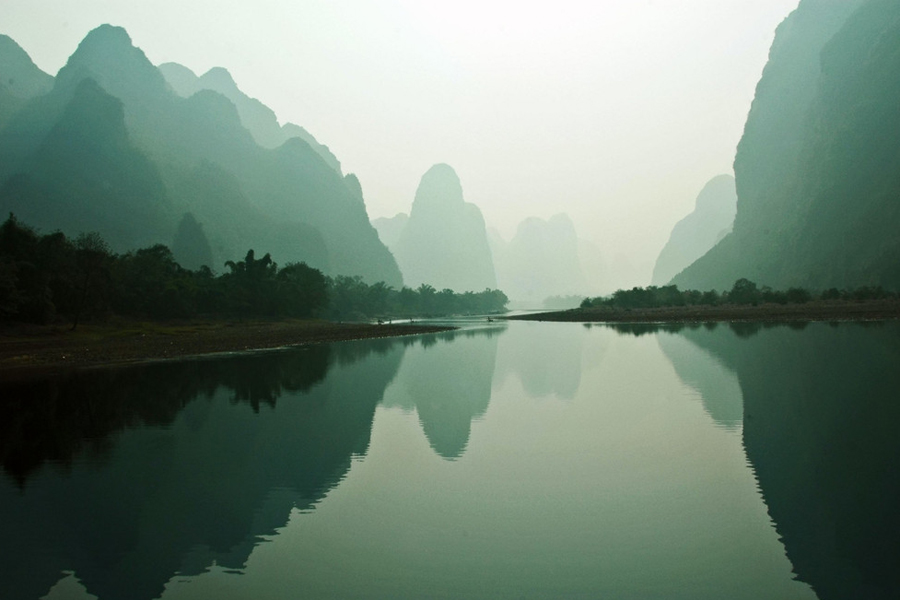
xmin=0 ymin=26 xmax=400 ymax=284
xmin=493 ymin=214 xmax=586 ymax=303
xmin=158 ymin=62 xmax=341 ymax=173
xmin=0 ymin=78 xmax=172 ymax=251
xmin=673 ymin=0 xmax=900 ymax=291
xmin=652 ymin=175 xmax=736 ymax=286
xmin=393 ymin=164 xmax=496 ymax=291
xmin=0 ymin=34 xmax=53 ymax=129
xmin=371 ymin=212 xmax=409 ymax=250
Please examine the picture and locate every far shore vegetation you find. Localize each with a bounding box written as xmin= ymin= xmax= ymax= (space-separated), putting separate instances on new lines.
xmin=516 ymin=278 xmax=900 ymax=323
xmin=0 ymin=214 xmax=508 ymax=330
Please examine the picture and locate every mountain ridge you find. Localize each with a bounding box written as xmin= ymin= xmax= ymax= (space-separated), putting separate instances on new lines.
xmin=0 ymin=25 xmax=401 ymax=286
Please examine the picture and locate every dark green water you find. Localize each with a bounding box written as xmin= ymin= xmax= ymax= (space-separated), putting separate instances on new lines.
xmin=1 ymin=320 xmax=898 ymax=599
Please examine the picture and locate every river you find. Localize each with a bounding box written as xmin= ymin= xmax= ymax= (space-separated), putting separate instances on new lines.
xmin=1 ymin=319 xmax=898 ymax=599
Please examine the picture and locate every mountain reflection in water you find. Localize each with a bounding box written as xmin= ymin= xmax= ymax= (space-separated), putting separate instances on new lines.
xmin=1 ymin=320 xmax=898 ymax=599
xmin=660 ymin=321 xmax=900 ymax=600
xmin=0 ymin=326 xmax=504 ymax=600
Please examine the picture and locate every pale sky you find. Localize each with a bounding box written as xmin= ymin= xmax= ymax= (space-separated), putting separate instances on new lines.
xmin=3 ymin=0 xmax=798 ymax=286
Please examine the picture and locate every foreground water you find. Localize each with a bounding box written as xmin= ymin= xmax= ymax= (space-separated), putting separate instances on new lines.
xmin=1 ymin=320 xmax=898 ymax=599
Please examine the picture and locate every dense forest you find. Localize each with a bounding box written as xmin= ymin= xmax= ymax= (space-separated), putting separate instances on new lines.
xmin=0 ymin=215 xmax=508 ymax=326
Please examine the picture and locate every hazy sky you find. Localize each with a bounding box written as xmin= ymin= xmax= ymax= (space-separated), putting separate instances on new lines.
xmin=4 ymin=0 xmax=799 ymax=286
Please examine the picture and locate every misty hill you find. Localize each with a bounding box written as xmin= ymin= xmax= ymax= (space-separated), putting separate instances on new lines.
xmin=158 ymin=62 xmax=341 ymax=173
xmin=371 ymin=212 xmax=408 ymax=249
xmin=491 ymin=214 xmax=586 ymax=305
xmin=171 ymin=212 xmax=214 ymax=271
xmin=673 ymin=0 xmax=900 ymax=291
xmin=652 ymin=174 xmax=736 ymax=286
xmin=392 ymin=164 xmax=496 ymax=291
xmin=0 ymin=26 xmax=401 ymax=285
xmin=0 ymin=35 xmax=53 ymax=129
xmin=0 ymin=78 xmax=172 ymax=251
xmin=578 ymin=239 xmax=609 ymax=296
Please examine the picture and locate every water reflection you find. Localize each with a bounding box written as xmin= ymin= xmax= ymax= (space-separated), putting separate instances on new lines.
xmin=669 ymin=322 xmax=900 ymax=600
xmin=0 ymin=346 xmax=332 ymax=485
xmin=0 ymin=340 xmax=403 ymax=600
xmin=0 ymin=325 xmax=513 ymax=600
xmin=494 ymin=321 xmax=584 ymax=399
xmin=3 ymin=320 xmax=899 ymax=599
xmin=381 ymin=326 xmax=504 ymax=459
xmin=657 ymin=332 xmax=743 ymax=429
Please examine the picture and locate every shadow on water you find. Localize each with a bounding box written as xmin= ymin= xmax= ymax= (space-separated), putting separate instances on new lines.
xmin=667 ymin=321 xmax=900 ymax=600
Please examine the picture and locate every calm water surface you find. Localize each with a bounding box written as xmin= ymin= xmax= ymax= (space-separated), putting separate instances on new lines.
xmin=1 ymin=320 xmax=898 ymax=599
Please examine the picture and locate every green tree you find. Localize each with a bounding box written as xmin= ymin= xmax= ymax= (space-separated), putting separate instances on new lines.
xmin=71 ymin=232 xmax=112 ymax=329
xmin=223 ymin=249 xmax=277 ymax=316
xmin=275 ymin=262 xmax=328 ymax=317
xmin=113 ymin=244 xmax=195 ymax=318
xmin=728 ymin=278 xmax=760 ymax=305
xmin=417 ymin=283 xmax=436 ymax=314
xmin=397 ymin=286 xmax=420 ymax=314
xmin=365 ymin=281 xmax=393 ymax=317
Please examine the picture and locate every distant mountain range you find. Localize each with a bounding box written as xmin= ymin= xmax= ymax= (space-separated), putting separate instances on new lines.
xmin=372 ymin=171 xmax=605 ymax=302
xmin=380 ymin=164 xmax=497 ymax=292
xmin=490 ymin=214 xmax=587 ymax=304
xmin=0 ymin=25 xmax=401 ymax=286
xmin=674 ymin=0 xmax=900 ymax=291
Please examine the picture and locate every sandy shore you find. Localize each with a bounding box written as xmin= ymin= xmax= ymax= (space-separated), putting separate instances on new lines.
xmin=507 ymin=299 xmax=900 ymax=323
xmin=0 ymin=319 xmax=453 ymax=376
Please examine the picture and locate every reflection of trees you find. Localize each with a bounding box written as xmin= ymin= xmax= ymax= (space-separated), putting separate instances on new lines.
xmin=0 ymin=338 xmax=405 ymax=600
xmin=677 ymin=322 xmax=900 ymax=600
xmin=0 ymin=347 xmax=332 ymax=485
xmin=604 ymin=322 xmax=687 ymax=337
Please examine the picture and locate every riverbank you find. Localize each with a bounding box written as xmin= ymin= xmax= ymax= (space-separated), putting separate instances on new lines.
xmin=0 ymin=319 xmax=453 ymax=376
xmin=506 ymin=299 xmax=900 ymax=323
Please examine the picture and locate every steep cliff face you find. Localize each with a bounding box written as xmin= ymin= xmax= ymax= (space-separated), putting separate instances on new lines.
xmin=393 ymin=164 xmax=496 ymax=291
xmin=652 ymin=175 xmax=736 ymax=286
xmin=673 ymin=0 xmax=900 ymax=291
xmin=0 ymin=26 xmax=401 ymax=285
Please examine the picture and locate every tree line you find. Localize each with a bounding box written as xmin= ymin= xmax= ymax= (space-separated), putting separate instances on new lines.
xmin=580 ymin=278 xmax=896 ymax=310
xmin=0 ymin=215 xmax=508 ymax=326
